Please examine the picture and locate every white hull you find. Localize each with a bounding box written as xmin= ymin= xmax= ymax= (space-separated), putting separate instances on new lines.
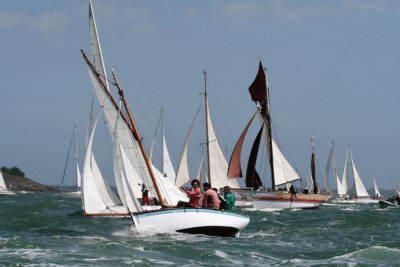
xmin=61 ymin=191 xmax=81 ymax=199
xmin=0 ymin=190 xmax=16 ymax=196
xmin=133 ymin=208 xmax=250 ymax=237
xmin=252 ymin=192 xmax=330 ymax=210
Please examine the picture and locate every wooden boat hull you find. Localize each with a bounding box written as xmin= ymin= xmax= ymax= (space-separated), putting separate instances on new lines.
xmin=133 ymin=208 xmax=250 ymax=237
xmin=379 ymin=200 xmax=400 ymax=208
xmin=61 ymin=191 xmax=81 ymax=199
xmin=252 ymin=192 xmax=330 ymax=209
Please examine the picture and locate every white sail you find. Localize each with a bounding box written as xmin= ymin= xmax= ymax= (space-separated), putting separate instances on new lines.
xmin=162 ymin=132 xmax=176 ymax=184
xmin=392 ymin=178 xmax=400 ymax=197
xmin=88 ymin=0 xmax=109 ymax=90
xmin=175 ymin=106 xmax=201 ymax=187
xmin=257 ymin=111 xmax=300 ymax=186
xmin=324 ymin=145 xmax=335 ymax=196
xmin=87 ymin=2 xmax=157 ymax=200
xmin=76 ymin=162 xmax=81 ymax=189
xmin=90 ymin=153 xmax=121 ymax=206
xmin=195 ymin=155 xmax=204 ymax=183
xmin=206 ymin=101 xmax=239 ymax=189
xmin=336 ymin=175 xmax=346 ymax=196
xmin=81 ymin=110 xmax=108 ymax=214
xmin=113 ymin=109 xmax=142 ymax=213
xmin=349 ymin=146 xmax=369 ymax=197
xmin=372 ymin=174 xmax=381 ymax=198
xmin=152 ymin=164 xmax=189 ymax=206
xmin=119 ymin=143 xmax=142 ymax=213
xmin=341 ymin=148 xmax=351 ymax=193
xmin=0 ymin=171 xmax=7 ymax=189
xmin=85 ymin=61 xmax=159 ymax=200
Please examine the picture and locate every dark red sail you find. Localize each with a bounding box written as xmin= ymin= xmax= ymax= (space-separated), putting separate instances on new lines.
xmin=246 ymin=125 xmax=264 ymax=189
xmin=248 ymin=61 xmax=267 ymax=117
xmin=227 ymin=113 xmax=256 ymax=179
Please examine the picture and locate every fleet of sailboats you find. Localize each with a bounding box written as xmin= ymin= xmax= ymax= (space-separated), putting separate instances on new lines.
xmin=228 ymin=61 xmax=330 ymax=210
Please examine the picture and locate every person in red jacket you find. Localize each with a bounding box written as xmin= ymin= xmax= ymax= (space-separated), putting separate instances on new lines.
xmin=177 ymin=179 xmax=201 ymax=208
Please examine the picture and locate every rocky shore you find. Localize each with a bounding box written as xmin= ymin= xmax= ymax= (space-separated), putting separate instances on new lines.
xmin=2 ymin=172 xmax=59 ymax=193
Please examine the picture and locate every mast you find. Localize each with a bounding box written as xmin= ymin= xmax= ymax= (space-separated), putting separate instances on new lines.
xmin=311 ymin=136 xmax=318 ymax=194
xmin=332 ymin=141 xmax=338 ymax=182
xmin=74 ymin=125 xmax=79 ymax=192
xmin=111 ymin=69 xmax=166 ymax=208
xmin=263 ymin=67 xmax=276 ymax=191
xmin=204 ymin=70 xmax=212 ymax=185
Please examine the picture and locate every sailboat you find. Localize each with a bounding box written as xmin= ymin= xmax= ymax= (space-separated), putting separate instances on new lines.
xmin=86 ymin=0 xmax=188 ymax=211
xmin=340 ymin=145 xmax=377 ymax=203
xmin=61 ymin=126 xmax=82 ymax=199
xmin=81 ymin=2 xmax=249 ymax=236
xmin=379 ymin=178 xmax=400 ymax=208
xmin=0 ymin=171 xmax=16 ymax=195
xmin=372 ymin=173 xmax=381 ymax=199
xmin=324 ymin=141 xmax=346 ymax=202
xmin=235 ymin=61 xmax=330 ymax=209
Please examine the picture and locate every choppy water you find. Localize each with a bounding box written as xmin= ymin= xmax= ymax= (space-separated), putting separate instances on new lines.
xmin=1 ymin=192 xmax=400 ymax=266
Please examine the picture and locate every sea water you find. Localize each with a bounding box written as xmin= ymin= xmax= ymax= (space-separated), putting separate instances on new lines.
xmin=1 ymin=192 xmax=400 ymax=266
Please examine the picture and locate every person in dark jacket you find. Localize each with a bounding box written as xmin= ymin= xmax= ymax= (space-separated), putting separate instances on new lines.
xmin=222 ymin=186 xmax=235 ymax=212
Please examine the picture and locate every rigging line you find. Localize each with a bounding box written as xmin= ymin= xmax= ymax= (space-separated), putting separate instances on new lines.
xmin=60 ymin=130 xmax=75 ymax=190
xmin=210 ymin=88 xmax=235 ymax=147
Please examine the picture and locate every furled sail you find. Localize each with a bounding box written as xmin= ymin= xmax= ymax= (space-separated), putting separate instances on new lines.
xmin=257 ymin=111 xmax=300 ymax=186
xmin=349 ymin=146 xmax=369 ymax=197
xmin=175 ymin=106 xmax=201 ymax=188
xmin=245 ymin=125 xmax=264 ymax=189
xmin=88 ymin=0 xmax=109 ymax=90
xmin=372 ymin=173 xmax=381 ymax=198
xmin=227 ymin=113 xmax=256 ymax=179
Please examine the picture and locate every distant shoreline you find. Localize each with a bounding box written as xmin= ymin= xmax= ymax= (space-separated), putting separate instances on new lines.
xmin=2 ymin=172 xmax=60 ymax=193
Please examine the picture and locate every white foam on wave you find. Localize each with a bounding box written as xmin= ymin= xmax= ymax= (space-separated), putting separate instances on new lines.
xmin=214 ymin=250 xmax=242 ymax=265
xmin=333 ymin=245 xmax=400 ymax=261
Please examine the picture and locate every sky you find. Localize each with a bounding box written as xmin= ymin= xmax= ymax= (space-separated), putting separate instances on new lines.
xmin=0 ymin=0 xmax=399 ymax=192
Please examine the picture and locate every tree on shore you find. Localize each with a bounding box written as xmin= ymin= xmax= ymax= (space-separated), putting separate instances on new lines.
xmin=1 ymin=166 xmax=25 ymax=177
